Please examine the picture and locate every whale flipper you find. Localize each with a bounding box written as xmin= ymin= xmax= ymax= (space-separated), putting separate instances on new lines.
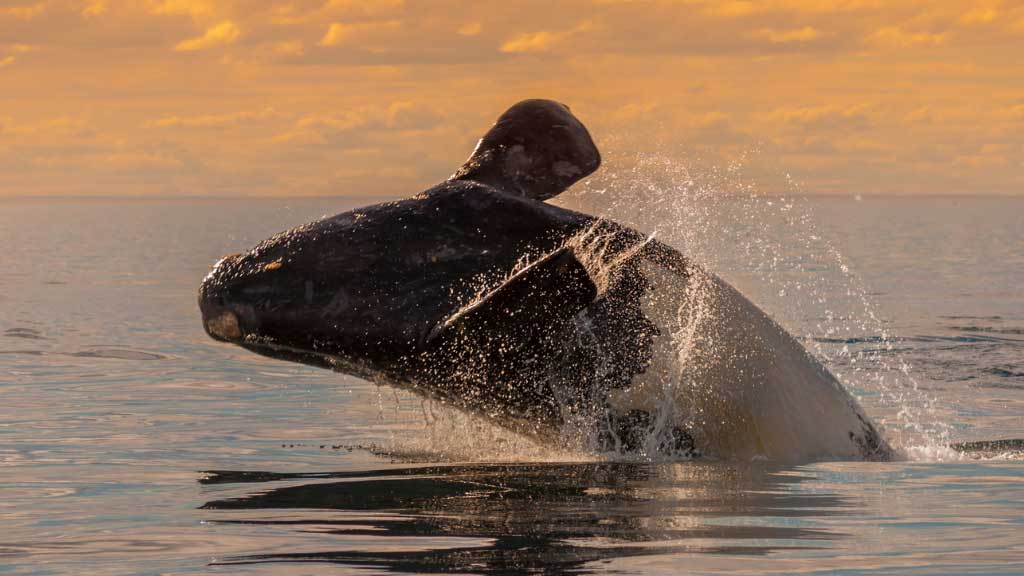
xmin=414 ymin=247 xmax=606 ymax=435
xmin=426 ymin=247 xmax=597 ymax=346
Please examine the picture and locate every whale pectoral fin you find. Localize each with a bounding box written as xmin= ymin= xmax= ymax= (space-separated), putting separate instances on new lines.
xmin=426 ymin=247 xmax=597 ymax=346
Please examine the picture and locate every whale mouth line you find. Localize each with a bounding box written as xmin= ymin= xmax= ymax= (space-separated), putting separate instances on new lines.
xmin=236 ymin=336 xmax=385 ymax=383
xmin=240 ymin=336 xmax=330 ymax=362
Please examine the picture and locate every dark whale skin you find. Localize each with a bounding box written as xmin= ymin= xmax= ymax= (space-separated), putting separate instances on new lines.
xmin=200 ymin=179 xmax=586 ymax=350
xmin=199 ymin=99 xmax=895 ymax=460
xmin=199 ymin=180 xmax=680 ymax=439
xmin=198 ymin=99 xmax=689 ymax=446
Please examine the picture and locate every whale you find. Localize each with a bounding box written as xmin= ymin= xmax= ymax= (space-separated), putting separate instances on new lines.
xmin=198 ymin=99 xmax=891 ymax=462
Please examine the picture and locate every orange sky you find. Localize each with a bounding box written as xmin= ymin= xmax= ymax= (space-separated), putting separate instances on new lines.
xmin=1 ymin=0 xmax=1022 ymax=197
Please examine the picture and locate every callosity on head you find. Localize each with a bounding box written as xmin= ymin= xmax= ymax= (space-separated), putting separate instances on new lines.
xmin=450 ymin=99 xmax=601 ymax=201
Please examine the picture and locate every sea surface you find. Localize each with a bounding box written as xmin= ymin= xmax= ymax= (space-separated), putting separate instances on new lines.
xmin=1 ymin=194 xmax=1022 ymax=575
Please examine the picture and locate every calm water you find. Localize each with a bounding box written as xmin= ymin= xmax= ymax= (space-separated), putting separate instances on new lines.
xmin=2 ymin=195 xmax=1022 ymax=575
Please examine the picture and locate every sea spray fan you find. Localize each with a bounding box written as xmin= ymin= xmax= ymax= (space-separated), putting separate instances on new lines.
xmin=568 ymin=149 xmax=951 ymax=458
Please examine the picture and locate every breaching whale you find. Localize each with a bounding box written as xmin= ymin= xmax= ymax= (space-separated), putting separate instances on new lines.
xmin=198 ymin=99 xmax=891 ymax=462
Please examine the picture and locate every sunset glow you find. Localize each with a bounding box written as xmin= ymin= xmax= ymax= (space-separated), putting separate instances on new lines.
xmin=2 ymin=0 xmax=1022 ymax=196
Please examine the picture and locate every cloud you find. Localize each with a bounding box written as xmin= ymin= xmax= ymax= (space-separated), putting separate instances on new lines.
xmin=1 ymin=115 xmax=93 ymax=138
xmin=82 ymin=0 xmax=108 ymax=17
xmin=151 ymin=108 xmax=280 ymax=129
xmin=150 ymin=0 xmax=215 ymax=19
xmin=500 ymin=30 xmax=563 ymax=53
xmin=272 ymin=101 xmax=442 ymax=147
xmin=752 ymin=26 xmax=824 ymax=43
xmin=904 ymin=107 xmax=935 ymax=124
xmin=501 ymin=20 xmax=594 ymax=53
xmin=273 ymin=40 xmax=304 ymax=56
xmin=295 ymin=111 xmax=371 ymax=131
xmin=385 ymin=101 xmax=443 ymax=130
xmin=174 ymin=21 xmax=241 ymax=51
xmin=99 ymin=152 xmax=186 ymax=171
xmin=266 ymin=3 xmax=304 ymax=26
xmin=0 ymin=2 xmax=46 ymax=20
xmin=457 ymin=21 xmax=482 ymax=36
xmin=606 ymin=0 xmax=882 ymax=17
xmin=319 ymin=20 xmax=402 ymax=47
xmin=871 ymin=26 xmax=946 ymax=47
xmin=704 ymin=1 xmax=757 ymax=17
xmin=319 ymin=22 xmax=349 ymax=46
xmin=959 ymin=7 xmax=998 ymax=26
xmin=323 ymin=0 xmax=405 ymax=14
xmin=270 ymin=0 xmax=406 ymax=26
xmin=767 ymin=104 xmax=871 ymax=131
xmin=1 ymin=0 xmax=1022 ymax=197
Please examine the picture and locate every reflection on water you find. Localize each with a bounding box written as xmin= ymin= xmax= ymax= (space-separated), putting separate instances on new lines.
xmin=202 ymin=462 xmax=843 ymax=573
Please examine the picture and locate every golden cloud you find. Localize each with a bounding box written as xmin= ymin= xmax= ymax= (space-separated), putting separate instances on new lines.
xmin=705 ymin=1 xmax=757 ymax=17
xmin=152 ymin=108 xmax=279 ymax=128
xmin=767 ymin=104 xmax=871 ymax=130
xmin=4 ymin=44 xmax=38 ymax=53
xmin=619 ymin=0 xmax=882 ymax=17
xmin=457 ymin=21 xmax=482 ymax=36
xmin=96 ymin=152 xmax=187 ymax=171
xmin=871 ymin=26 xmax=946 ymax=47
xmin=268 ymin=0 xmax=405 ymax=26
xmin=174 ymin=21 xmax=241 ymax=51
xmin=82 ymin=0 xmax=108 ymax=17
xmin=0 ymin=2 xmax=46 ymax=20
xmin=2 ymin=116 xmax=92 ymax=137
xmin=501 ymin=30 xmax=562 ymax=53
xmin=959 ymin=7 xmax=998 ymax=26
xmin=273 ymin=40 xmax=304 ymax=56
xmin=501 ymin=20 xmax=594 ymax=53
xmin=320 ymin=22 xmax=349 ymax=47
xmin=319 ymin=20 xmax=402 ymax=47
xmin=150 ymin=0 xmax=215 ymax=19
xmin=2 ymin=0 xmax=1023 ymax=197
xmin=753 ymin=26 xmax=823 ymax=43
xmin=324 ymin=0 xmax=405 ymax=13
xmin=293 ymin=111 xmax=368 ymax=132
xmin=904 ymin=107 xmax=934 ymax=124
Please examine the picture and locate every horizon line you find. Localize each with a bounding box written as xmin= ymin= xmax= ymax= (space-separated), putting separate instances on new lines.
xmin=2 ymin=191 xmax=1023 ymax=201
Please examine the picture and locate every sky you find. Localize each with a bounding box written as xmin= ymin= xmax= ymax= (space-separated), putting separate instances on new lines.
xmin=1 ymin=0 xmax=1022 ymax=197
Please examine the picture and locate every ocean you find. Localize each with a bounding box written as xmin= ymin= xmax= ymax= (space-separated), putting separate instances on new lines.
xmin=2 ymin=193 xmax=1022 ymax=575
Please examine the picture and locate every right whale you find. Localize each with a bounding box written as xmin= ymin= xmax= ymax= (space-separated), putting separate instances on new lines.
xmin=199 ymin=99 xmax=892 ymax=462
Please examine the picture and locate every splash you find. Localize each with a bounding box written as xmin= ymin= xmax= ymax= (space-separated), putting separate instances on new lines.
xmin=565 ymin=149 xmax=955 ymax=460
xmin=373 ymin=389 xmax=595 ymax=462
xmin=379 ymin=150 xmax=956 ymax=463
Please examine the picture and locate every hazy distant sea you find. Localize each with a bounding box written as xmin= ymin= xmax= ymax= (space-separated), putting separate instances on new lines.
xmin=1 ymin=195 xmax=1022 ymax=575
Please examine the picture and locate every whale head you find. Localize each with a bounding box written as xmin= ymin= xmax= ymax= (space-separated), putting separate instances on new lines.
xmin=197 ymin=100 xmax=607 ymax=389
xmin=451 ymin=99 xmax=601 ymax=201
xmin=195 ymin=96 xmax=688 ymax=448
